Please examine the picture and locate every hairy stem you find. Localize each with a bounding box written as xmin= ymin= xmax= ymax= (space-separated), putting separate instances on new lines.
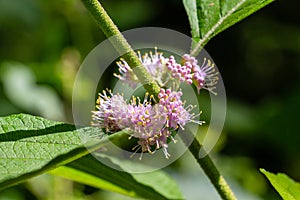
xmin=191 ymin=144 xmax=237 ymax=200
xmin=81 ymin=0 xmax=236 ymax=199
xmin=81 ymin=0 xmax=160 ymax=97
xmin=179 ymin=130 xmax=237 ymax=200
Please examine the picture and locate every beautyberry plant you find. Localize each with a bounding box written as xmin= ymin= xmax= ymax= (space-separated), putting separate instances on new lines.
xmin=92 ymin=51 xmax=216 ymax=159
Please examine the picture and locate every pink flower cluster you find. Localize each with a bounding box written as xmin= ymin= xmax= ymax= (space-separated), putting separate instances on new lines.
xmin=166 ymin=54 xmax=219 ymax=94
xmin=114 ymin=49 xmax=219 ymax=94
xmin=92 ymin=88 xmax=202 ymax=159
xmin=92 ymin=49 xmax=216 ymax=159
xmin=114 ymin=49 xmax=167 ymax=88
xmin=167 ymin=56 xmax=193 ymax=85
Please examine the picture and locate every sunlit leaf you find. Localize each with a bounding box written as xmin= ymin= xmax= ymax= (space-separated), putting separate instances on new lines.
xmin=0 ymin=114 xmax=104 ymax=189
xmin=183 ymin=0 xmax=275 ymax=55
xmin=51 ymin=155 xmax=183 ymax=199
xmin=0 ymin=114 xmax=183 ymax=199
xmin=260 ymin=168 xmax=300 ymax=200
xmin=183 ymin=0 xmax=200 ymax=41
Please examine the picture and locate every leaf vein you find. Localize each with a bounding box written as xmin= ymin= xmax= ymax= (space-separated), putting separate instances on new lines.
xmin=191 ymin=0 xmax=247 ymax=55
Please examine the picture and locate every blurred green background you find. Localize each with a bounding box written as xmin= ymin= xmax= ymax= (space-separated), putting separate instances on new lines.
xmin=0 ymin=0 xmax=299 ymax=199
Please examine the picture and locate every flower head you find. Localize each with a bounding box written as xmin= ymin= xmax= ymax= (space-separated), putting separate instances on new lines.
xmin=91 ymin=89 xmax=134 ymax=132
xmin=166 ymin=56 xmax=193 ymax=85
xmin=114 ymin=48 xmax=170 ymax=88
xmin=158 ymin=88 xmax=190 ymax=129
xmin=114 ymin=49 xmax=218 ymax=94
xmin=182 ymin=54 xmax=219 ymax=94
xmin=92 ymin=87 xmax=203 ymax=159
xmin=114 ymin=58 xmax=140 ymax=88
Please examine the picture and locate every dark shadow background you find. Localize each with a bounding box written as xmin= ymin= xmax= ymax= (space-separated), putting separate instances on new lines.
xmin=0 ymin=0 xmax=299 ymax=199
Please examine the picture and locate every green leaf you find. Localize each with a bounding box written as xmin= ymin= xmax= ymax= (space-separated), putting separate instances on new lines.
xmin=0 ymin=113 xmax=80 ymax=185
xmin=183 ymin=0 xmax=200 ymax=41
xmin=0 ymin=114 xmax=183 ymax=199
xmin=0 ymin=113 xmax=115 ymax=189
xmin=51 ymin=154 xmax=183 ymax=199
xmin=260 ymin=168 xmax=300 ymax=200
xmin=183 ymin=0 xmax=275 ymax=55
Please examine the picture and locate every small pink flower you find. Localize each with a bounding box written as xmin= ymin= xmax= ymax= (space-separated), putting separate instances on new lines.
xmin=182 ymin=54 xmax=219 ymax=94
xmin=167 ymin=56 xmax=193 ymax=85
xmin=91 ymin=90 xmax=130 ymax=131
xmin=92 ymin=88 xmax=203 ymax=159
xmin=114 ymin=58 xmax=140 ymax=88
xmin=114 ymin=48 xmax=170 ymax=88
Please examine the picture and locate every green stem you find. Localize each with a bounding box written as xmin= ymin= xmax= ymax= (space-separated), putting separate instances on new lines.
xmin=179 ymin=131 xmax=237 ymax=200
xmin=81 ymin=1 xmax=237 ymax=199
xmin=81 ymin=0 xmax=160 ymax=97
